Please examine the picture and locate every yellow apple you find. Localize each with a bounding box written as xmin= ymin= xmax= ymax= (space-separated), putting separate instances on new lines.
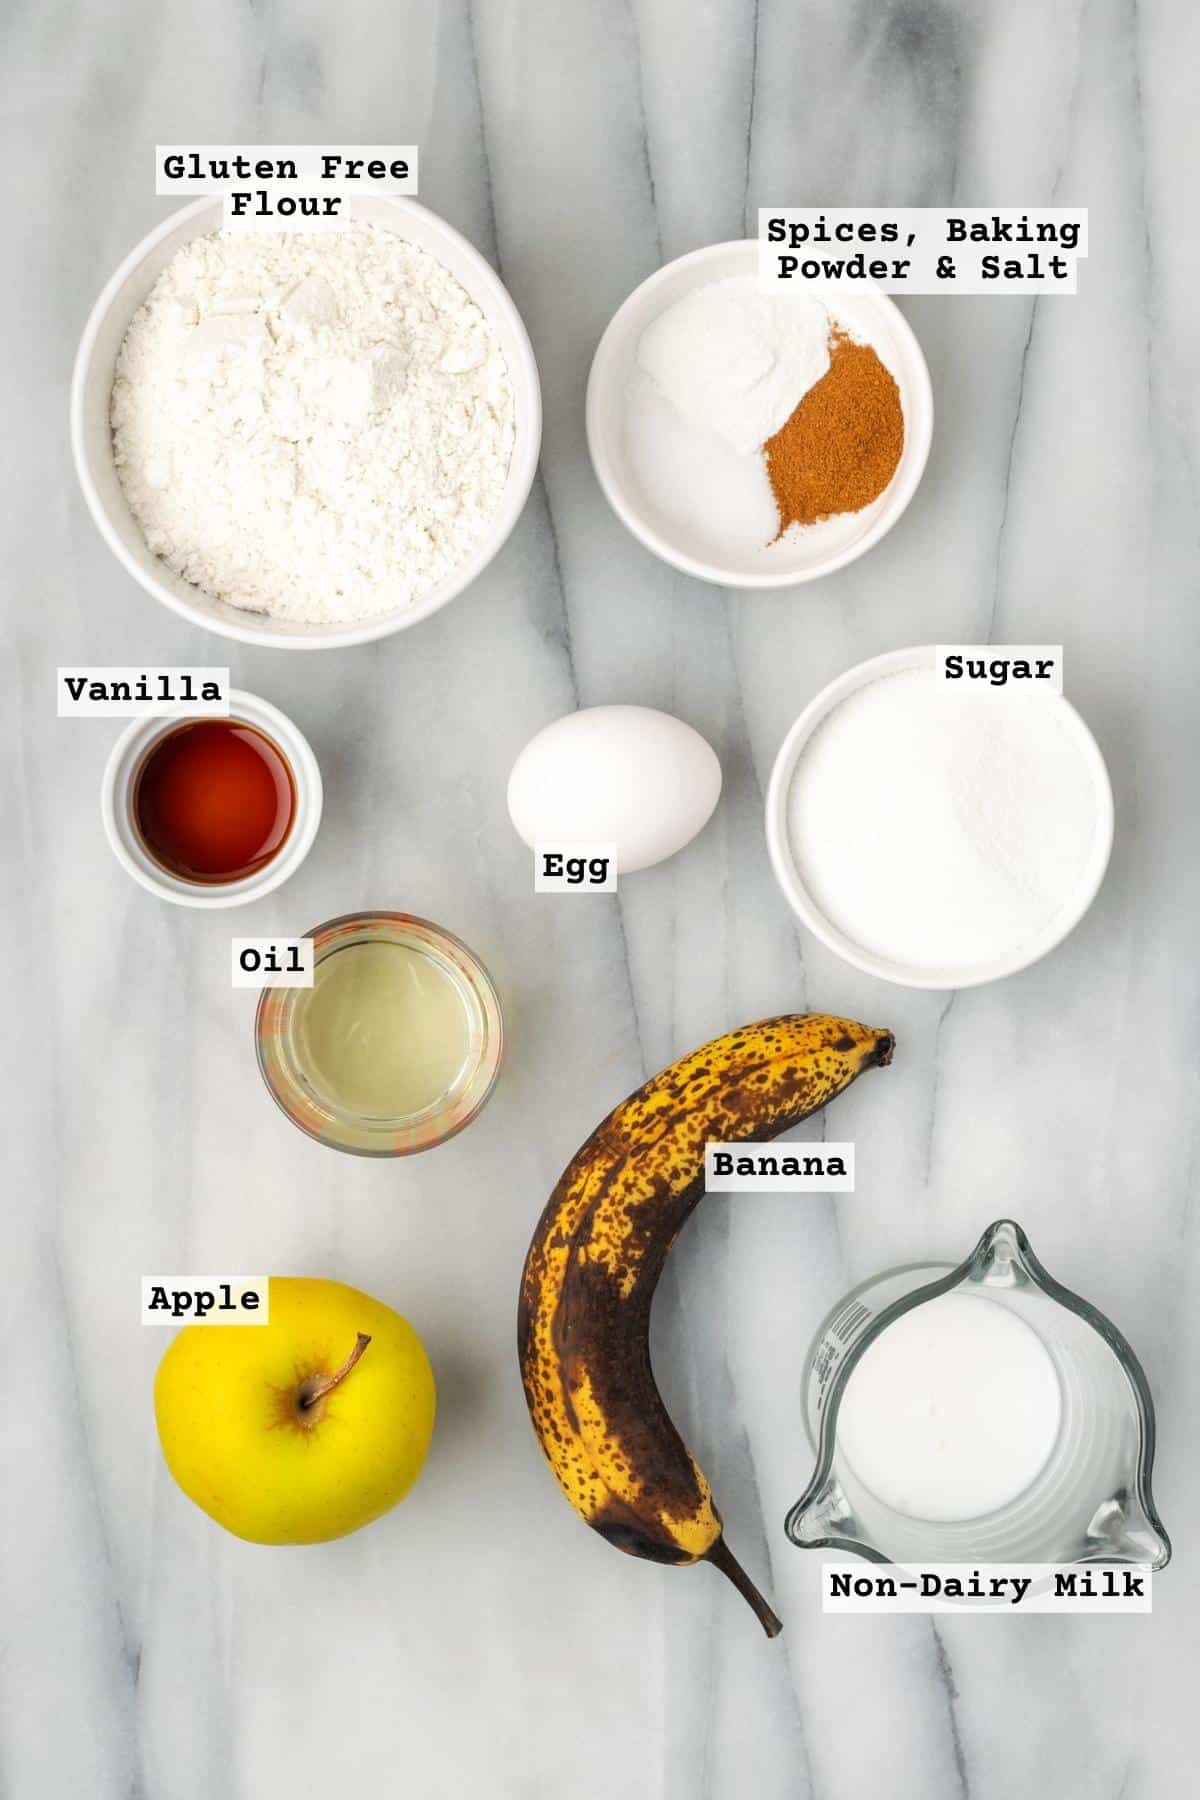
xmin=154 ymin=1276 xmax=435 ymax=1544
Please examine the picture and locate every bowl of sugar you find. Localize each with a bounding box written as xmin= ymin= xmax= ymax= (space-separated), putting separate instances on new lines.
xmin=587 ymin=240 xmax=932 ymax=587
xmin=71 ymin=198 xmax=541 ymax=649
xmin=765 ymin=645 xmax=1114 ymax=989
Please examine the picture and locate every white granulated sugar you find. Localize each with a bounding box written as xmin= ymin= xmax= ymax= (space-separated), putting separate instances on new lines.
xmin=111 ymin=224 xmax=515 ymax=624
xmin=635 ymin=277 xmax=830 ymax=457
xmin=786 ymin=668 xmax=1102 ymax=974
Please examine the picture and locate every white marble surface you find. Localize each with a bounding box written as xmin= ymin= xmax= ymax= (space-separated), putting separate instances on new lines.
xmin=5 ymin=1 xmax=1199 ymax=1795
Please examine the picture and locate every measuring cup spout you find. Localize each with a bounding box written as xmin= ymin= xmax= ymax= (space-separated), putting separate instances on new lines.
xmin=785 ymin=1475 xmax=847 ymax=1548
xmin=968 ymin=1216 xmax=1032 ymax=1287
xmin=1085 ymin=1494 xmax=1172 ymax=1569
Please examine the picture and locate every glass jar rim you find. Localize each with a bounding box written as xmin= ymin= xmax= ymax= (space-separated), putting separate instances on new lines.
xmin=254 ymin=911 xmax=503 ymax=1157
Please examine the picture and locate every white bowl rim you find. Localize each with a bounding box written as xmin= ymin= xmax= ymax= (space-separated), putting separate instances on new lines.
xmin=100 ymin=687 xmax=324 ymax=908
xmin=70 ymin=196 xmax=542 ymax=650
xmin=585 ymin=238 xmax=934 ymax=590
xmin=764 ymin=644 xmax=1116 ymax=990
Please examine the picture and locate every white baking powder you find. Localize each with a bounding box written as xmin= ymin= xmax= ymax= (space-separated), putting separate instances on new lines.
xmin=785 ymin=667 xmax=1103 ymax=974
xmin=111 ymin=224 xmax=514 ymax=624
xmin=624 ymin=276 xmax=833 ymax=562
xmin=636 ymin=277 xmax=829 ymax=456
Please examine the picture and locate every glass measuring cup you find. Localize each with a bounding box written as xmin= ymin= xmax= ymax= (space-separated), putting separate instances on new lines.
xmin=786 ymin=1219 xmax=1170 ymax=1568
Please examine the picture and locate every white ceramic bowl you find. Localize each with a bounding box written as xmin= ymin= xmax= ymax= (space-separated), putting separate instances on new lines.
xmin=71 ymin=198 xmax=542 ymax=649
xmin=587 ymin=240 xmax=932 ymax=588
xmin=101 ymin=688 xmax=323 ymax=907
xmin=764 ymin=646 xmax=1115 ymax=989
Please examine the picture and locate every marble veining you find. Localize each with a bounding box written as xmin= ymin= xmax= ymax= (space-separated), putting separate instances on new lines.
xmin=3 ymin=0 xmax=1197 ymax=1795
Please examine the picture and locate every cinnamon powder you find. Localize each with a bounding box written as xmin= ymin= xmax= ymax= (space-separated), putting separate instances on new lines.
xmin=764 ymin=331 xmax=903 ymax=533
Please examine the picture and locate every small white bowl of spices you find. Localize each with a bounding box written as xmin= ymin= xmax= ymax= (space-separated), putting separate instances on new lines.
xmin=587 ymin=240 xmax=932 ymax=587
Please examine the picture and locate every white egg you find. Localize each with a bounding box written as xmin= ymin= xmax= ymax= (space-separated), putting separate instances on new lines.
xmin=507 ymin=705 xmax=722 ymax=874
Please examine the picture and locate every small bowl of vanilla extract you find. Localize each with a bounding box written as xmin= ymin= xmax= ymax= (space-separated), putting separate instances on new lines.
xmin=101 ymin=689 xmax=322 ymax=906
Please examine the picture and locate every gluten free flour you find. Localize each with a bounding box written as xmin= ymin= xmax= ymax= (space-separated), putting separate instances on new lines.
xmin=111 ymin=224 xmax=515 ymax=624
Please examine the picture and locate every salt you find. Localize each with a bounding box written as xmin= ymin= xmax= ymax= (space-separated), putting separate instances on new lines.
xmin=623 ymin=368 xmax=780 ymax=561
xmin=785 ymin=666 xmax=1102 ymax=974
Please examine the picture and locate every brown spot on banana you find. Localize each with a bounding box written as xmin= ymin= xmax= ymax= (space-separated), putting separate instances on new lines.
xmin=518 ymin=1014 xmax=894 ymax=1634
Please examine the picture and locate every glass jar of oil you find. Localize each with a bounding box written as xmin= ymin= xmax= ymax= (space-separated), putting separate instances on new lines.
xmin=255 ymin=913 xmax=503 ymax=1156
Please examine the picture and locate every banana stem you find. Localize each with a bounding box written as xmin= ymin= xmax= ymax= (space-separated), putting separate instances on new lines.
xmin=299 ymin=1332 xmax=372 ymax=1410
xmin=706 ymin=1537 xmax=783 ymax=1638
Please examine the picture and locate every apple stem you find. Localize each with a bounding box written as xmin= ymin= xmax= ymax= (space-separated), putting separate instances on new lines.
xmin=300 ymin=1332 xmax=372 ymax=1410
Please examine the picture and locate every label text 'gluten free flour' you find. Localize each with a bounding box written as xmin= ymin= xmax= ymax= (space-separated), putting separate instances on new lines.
xmin=156 ymin=145 xmax=418 ymax=229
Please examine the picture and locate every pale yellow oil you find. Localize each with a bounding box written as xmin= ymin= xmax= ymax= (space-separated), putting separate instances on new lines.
xmin=295 ymin=941 xmax=471 ymax=1119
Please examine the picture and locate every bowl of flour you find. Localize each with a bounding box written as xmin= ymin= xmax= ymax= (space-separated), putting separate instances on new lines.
xmin=765 ymin=645 xmax=1114 ymax=989
xmin=72 ymin=199 xmax=541 ymax=648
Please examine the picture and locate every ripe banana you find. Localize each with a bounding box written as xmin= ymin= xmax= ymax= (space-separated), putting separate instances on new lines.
xmin=518 ymin=1013 xmax=894 ymax=1636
